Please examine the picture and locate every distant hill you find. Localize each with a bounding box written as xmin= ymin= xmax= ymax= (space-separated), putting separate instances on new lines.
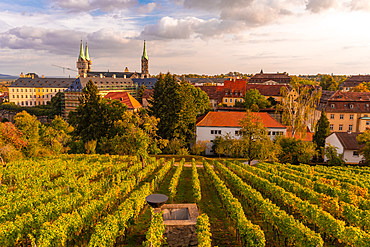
xmin=0 ymin=74 xmax=17 ymax=79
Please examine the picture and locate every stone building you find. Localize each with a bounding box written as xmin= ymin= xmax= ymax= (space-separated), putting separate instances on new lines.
xmin=249 ymin=70 xmax=291 ymax=85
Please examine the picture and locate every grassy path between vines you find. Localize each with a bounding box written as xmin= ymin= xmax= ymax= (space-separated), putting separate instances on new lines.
xmin=120 ymin=166 xmax=176 ymax=246
xmin=197 ymin=167 xmax=240 ymax=246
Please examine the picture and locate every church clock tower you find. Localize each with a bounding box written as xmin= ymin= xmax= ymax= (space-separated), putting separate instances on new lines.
xmin=76 ymin=40 xmax=88 ymax=77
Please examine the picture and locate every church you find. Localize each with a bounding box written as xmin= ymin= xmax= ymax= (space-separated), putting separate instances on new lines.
xmin=76 ymin=40 xmax=150 ymax=79
xmin=8 ymin=40 xmax=156 ymax=117
xmin=63 ymin=40 xmax=156 ymax=117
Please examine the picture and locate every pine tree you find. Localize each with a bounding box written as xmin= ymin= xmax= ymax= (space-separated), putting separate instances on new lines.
xmin=313 ymin=110 xmax=330 ymax=161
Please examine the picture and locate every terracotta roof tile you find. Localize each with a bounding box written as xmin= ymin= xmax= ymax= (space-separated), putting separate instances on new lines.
xmin=196 ymin=111 xmax=286 ymax=128
xmin=104 ymin=92 xmax=141 ymax=109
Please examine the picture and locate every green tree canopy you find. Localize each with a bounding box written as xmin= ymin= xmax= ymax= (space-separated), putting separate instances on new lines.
xmin=357 ymin=130 xmax=370 ymax=165
xmin=243 ymin=89 xmax=270 ymax=111
xmin=276 ymin=137 xmax=316 ymax=165
xmin=149 ymin=73 xmax=210 ymax=147
xmin=212 ymin=111 xmax=278 ymax=163
xmin=68 ymin=80 xmax=127 ymax=143
xmin=313 ymin=110 xmax=330 ymax=161
xmin=320 ymin=75 xmax=338 ymax=91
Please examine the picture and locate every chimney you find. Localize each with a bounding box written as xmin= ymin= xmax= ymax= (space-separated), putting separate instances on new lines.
xmin=42 ymin=75 xmax=45 ymax=78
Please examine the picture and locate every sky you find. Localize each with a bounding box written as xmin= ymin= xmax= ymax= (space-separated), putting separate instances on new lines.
xmin=1 ymin=0 xmax=370 ymax=77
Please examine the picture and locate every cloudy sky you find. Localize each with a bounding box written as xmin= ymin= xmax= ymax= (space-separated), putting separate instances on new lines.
xmin=1 ymin=0 xmax=370 ymax=77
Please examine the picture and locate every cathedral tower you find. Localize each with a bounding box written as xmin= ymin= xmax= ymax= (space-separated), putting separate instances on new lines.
xmin=141 ymin=40 xmax=149 ymax=76
xmin=76 ymin=40 xmax=88 ymax=77
xmin=85 ymin=42 xmax=92 ymax=73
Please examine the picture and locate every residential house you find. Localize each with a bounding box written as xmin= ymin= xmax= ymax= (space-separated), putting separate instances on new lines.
xmin=324 ymin=91 xmax=370 ymax=133
xmin=196 ymin=111 xmax=287 ymax=155
xmin=222 ymin=79 xmax=247 ymax=106
xmin=325 ymin=132 xmax=364 ymax=164
xmin=340 ymin=75 xmax=370 ymax=92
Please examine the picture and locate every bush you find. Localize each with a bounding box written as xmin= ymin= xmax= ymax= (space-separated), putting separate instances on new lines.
xmin=276 ymin=137 xmax=316 ymax=165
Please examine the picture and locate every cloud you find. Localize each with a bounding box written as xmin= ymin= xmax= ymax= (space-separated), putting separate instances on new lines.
xmin=305 ymin=0 xmax=337 ymax=13
xmin=0 ymin=26 xmax=140 ymax=58
xmin=350 ymin=0 xmax=370 ymax=11
xmin=136 ymin=2 xmax=157 ymax=13
xmin=50 ymin=0 xmax=138 ymax=12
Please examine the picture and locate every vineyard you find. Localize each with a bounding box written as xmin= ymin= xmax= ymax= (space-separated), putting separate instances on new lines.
xmin=1 ymin=154 xmax=370 ymax=246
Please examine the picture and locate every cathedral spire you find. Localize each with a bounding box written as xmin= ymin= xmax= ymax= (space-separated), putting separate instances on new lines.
xmin=85 ymin=42 xmax=90 ymax=61
xmin=79 ymin=40 xmax=85 ymax=60
xmin=142 ymin=40 xmax=148 ymax=60
xmin=141 ymin=40 xmax=149 ymax=76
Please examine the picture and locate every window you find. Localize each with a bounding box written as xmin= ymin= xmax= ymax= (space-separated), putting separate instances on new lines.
xmin=331 ymin=104 xmax=335 ymax=108
xmin=330 ymin=124 xmax=333 ymax=131
xmin=12 ymin=95 xmax=15 ymax=98
xmin=29 ymin=101 xmax=32 ymax=106
xmin=224 ymin=99 xmax=227 ymax=103
xmin=349 ymin=125 xmax=353 ymax=131
xmin=25 ymin=89 xmax=27 ymax=92
xmin=272 ymin=131 xmax=276 ymax=135
xmin=350 ymin=115 xmax=354 ymax=120
xmin=12 ymin=89 xmax=14 ymax=92
xmin=268 ymin=131 xmax=271 ymax=135
xmin=330 ymin=114 xmax=334 ymax=119
xmin=340 ymin=114 xmax=344 ymax=119
xmin=353 ymin=151 xmax=359 ymax=157
xmin=350 ymin=104 xmax=354 ymax=108
xmin=339 ymin=125 xmax=343 ymax=131
xmin=17 ymin=89 xmax=19 ymax=92
xmin=367 ymin=121 xmax=370 ymax=126
xmin=211 ymin=130 xmax=221 ymax=135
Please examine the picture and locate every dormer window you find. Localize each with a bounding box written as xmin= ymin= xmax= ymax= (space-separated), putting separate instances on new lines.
xmin=331 ymin=104 xmax=335 ymax=108
xmin=350 ymin=104 xmax=354 ymax=109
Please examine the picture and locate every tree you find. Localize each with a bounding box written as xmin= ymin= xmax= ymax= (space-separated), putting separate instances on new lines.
xmin=236 ymin=111 xmax=278 ymax=164
xmin=68 ymin=80 xmax=127 ymax=144
xmin=276 ymin=137 xmax=316 ymax=165
xmin=0 ymin=122 xmax=27 ymax=163
xmin=320 ymin=75 xmax=338 ymax=91
xmin=149 ymin=73 xmax=210 ymax=147
xmin=14 ymin=111 xmax=41 ymax=157
xmin=40 ymin=116 xmax=73 ymax=154
xmin=325 ymin=144 xmax=345 ymax=166
xmin=357 ymin=130 xmax=370 ymax=165
xmin=212 ymin=111 xmax=278 ymax=163
xmin=243 ymin=89 xmax=270 ymax=111
xmin=351 ymin=82 xmax=370 ymax=92
xmin=313 ymin=110 xmax=330 ymax=161
xmin=48 ymin=92 xmax=64 ymax=117
xmin=279 ymin=85 xmax=321 ymax=138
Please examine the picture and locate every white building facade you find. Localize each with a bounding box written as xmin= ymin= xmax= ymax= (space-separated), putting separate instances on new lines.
xmin=196 ymin=111 xmax=287 ymax=155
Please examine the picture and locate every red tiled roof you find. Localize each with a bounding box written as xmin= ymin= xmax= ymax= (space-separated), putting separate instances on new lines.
xmin=245 ymin=84 xmax=289 ymax=96
xmin=329 ymin=91 xmax=370 ymax=101
xmin=251 ymin=73 xmax=291 ymax=79
xmin=224 ymin=79 xmax=247 ymax=91
xmin=286 ymin=127 xmax=313 ymax=142
xmin=196 ymin=111 xmax=286 ymax=128
xmin=197 ymin=86 xmax=224 ymax=103
xmin=104 ymin=92 xmax=142 ymax=109
xmin=325 ymin=91 xmax=370 ymax=113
